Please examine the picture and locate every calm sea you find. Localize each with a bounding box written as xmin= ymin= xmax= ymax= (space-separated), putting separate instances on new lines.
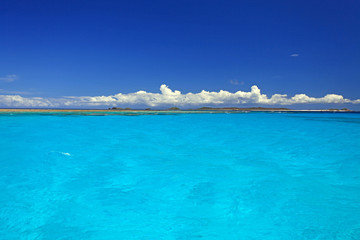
xmin=0 ymin=112 xmax=359 ymax=239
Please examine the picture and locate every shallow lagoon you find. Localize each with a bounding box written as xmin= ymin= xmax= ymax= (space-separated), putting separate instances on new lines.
xmin=0 ymin=112 xmax=360 ymax=239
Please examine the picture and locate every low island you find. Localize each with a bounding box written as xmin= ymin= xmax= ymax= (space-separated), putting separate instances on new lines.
xmin=0 ymin=107 xmax=353 ymax=115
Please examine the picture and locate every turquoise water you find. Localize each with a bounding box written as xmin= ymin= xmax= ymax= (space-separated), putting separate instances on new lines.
xmin=0 ymin=112 xmax=360 ymax=239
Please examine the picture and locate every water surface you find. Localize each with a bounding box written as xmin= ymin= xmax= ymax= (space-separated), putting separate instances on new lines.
xmin=0 ymin=112 xmax=359 ymax=239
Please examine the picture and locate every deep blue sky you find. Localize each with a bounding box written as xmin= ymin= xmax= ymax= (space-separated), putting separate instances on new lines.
xmin=1 ymin=0 xmax=359 ymax=100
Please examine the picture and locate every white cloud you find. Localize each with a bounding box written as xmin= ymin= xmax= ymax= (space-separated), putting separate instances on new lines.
xmin=290 ymin=53 xmax=299 ymax=57
xmin=0 ymin=89 xmax=35 ymax=95
xmin=229 ymin=80 xmax=244 ymax=85
xmin=0 ymin=95 xmax=52 ymax=107
xmin=0 ymin=74 xmax=18 ymax=82
xmin=0 ymin=84 xmax=359 ymax=108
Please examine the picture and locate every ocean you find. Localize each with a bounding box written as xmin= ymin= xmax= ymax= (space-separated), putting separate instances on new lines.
xmin=0 ymin=112 xmax=359 ymax=239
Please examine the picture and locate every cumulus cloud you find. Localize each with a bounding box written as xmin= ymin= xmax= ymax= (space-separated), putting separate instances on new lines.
xmin=0 ymin=95 xmax=53 ymax=107
xmin=0 ymin=84 xmax=359 ymax=108
xmin=290 ymin=53 xmax=299 ymax=57
xmin=0 ymin=74 xmax=18 ymax=82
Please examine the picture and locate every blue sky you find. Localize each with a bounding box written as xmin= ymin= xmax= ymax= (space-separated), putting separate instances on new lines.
xmin=0 ymin=0 xmax=359 ymax=109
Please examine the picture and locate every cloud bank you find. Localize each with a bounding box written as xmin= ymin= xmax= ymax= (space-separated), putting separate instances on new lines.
xmin=0 ymin=84 xmax=359 ymax=108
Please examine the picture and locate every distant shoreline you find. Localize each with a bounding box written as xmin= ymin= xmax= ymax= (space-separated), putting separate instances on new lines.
xmin=0 ymin=107 xmax=355 ymax=113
